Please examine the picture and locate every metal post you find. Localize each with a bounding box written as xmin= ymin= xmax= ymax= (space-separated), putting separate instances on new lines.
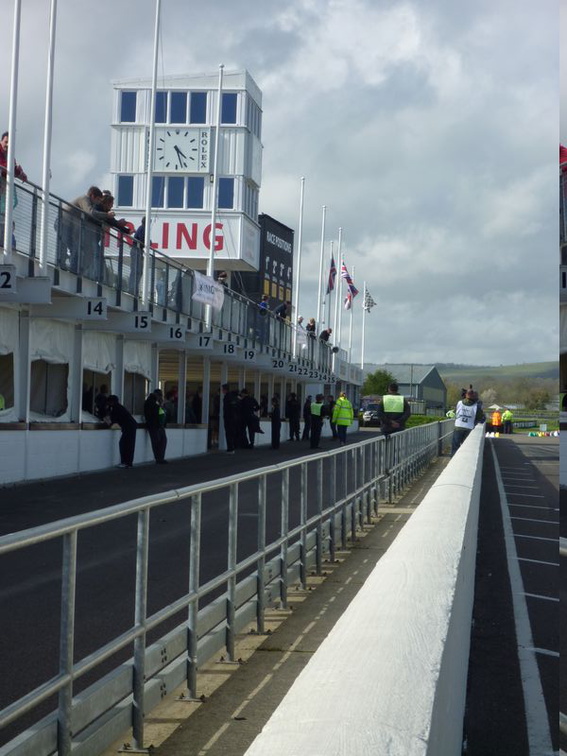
xmin=132 ymin=509 xmax=150 ymax=752
xmin=226 ymin=482 xmax=238 ymax=660
xmin=187 ymin=493 xmax=201 ymax=699
xmin=299 ymin=463 xmax=308 ymax=589
xmin=280 ymin=468 xmax=290 ymax=609
xmin=329 ymin=454 xmax=337 ymax=562
xmin=257 ymin=475 xmax=267 ymax=633
xmin=315 ymin=458 xmax=323 ymax=574
xmin=57 ymin=531 xmax=77 ymax=756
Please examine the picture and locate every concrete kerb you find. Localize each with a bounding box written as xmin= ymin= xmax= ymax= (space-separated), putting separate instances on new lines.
xmin=243 ymin=426 xmax=484 ymax=756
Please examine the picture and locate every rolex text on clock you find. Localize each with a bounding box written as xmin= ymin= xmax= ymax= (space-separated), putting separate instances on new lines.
xmin=154 ymin=128 xmax=210 ymax=173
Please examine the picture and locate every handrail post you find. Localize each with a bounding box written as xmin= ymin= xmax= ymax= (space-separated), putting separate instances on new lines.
xmin=329 ymin=454 xmax=337 ymax=562
xmin=57 ymin=530 xmax=77 ymax=756
xmin=132 ymin=509 xmax=150 ymax=752
xmin=226 ymin=482 xmax=238 ymax=661
xmin=299 ymin=463 xmax=308 ymax=589
xmin=315 ymin=458 xmax=323 ymax=575
xmin=257 ymin=475 xmax=267 ymax=633
xmin=280 ymin=468 xmax=290 ymax=609
xmin=187 ymin=493 xmax=201 ymax=699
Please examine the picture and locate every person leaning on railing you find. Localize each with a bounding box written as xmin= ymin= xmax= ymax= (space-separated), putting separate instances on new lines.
xmin=0 ymin=130 xmax=27 ymax=248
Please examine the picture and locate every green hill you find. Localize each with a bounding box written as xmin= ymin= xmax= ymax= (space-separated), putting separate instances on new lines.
xmin=436 ymin=362 xmax=558 ymax=384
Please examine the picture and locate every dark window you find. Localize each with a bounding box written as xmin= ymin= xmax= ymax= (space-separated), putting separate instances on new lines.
xmin=152 ymin=176 xmax=165 ymax=208
xmin=117 ymin=175 xmax=134 ymax=207
xmin=124 ymin=372 xmax=148 ymax=415
xmin=155 ymin=91 xmax=167 ymax=123
xmin=218 ymin=178 xmax=234 ymax=209
xmin=222 ymin=93 xmax=237 ymax=124
xmin=170 ymin=92 xmax=187 ymax=123
xmin=190 ymin=92 xmax=207 ymax=124
xmin=82 ymin=370 xmax=111 ymax=416
xmin=0 ymin=352 xmax=14 ymax=410
xmin=187 ymin=177 xmax=205 ymax=208
xmin=120 ymin=91 xmax=137 ymax=122
xmin=30 ymin=360 xmax=68 ymax=417
xmin=168 ymin=177 xmax=184 ymax=208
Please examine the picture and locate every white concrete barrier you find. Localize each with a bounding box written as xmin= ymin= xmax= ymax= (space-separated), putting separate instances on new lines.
xmin=244 ymin=425 xmax=485 ymax=756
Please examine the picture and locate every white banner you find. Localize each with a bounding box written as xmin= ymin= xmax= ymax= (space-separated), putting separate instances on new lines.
xmin=192 ymin=272 xmax=225 ymax=311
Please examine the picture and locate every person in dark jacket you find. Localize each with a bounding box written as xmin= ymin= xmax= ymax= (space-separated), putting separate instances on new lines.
xmin=239 ymin=388 xmax=262 ymax=448
xmin=310 ymin=394 xmax=328 ymax=450
xmin=285 ymin=392 xmax=301 ymax=441
xmin=222 ymin=383 xmax=240 ymax=453
xmin=376 ymin=382 xmax=411 ymax=436
xmin=270 ymin=396 xmax=281 ymax=449
xmin=105 ymin=395 xmax=137 ymax=468
xmin=144 ymin=388 xmax=168 ymax=464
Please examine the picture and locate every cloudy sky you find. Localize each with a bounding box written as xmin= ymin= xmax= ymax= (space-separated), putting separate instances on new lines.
xmin=0 ymin=0 xmax=559 ymax=367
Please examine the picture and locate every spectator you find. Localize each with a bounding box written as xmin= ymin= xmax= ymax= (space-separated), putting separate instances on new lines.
xmin=502 ymin=408 xmax=513 ymax=434
xmin=130 ymin=217 xmax=146 ymax=296
xmin=0 ymin=130 xmax=27 ymax=249
xmin=222 ymin=383 xmax=240 ymax=454
xmin=285 ymin=392 xmax=301 ymax=441
xmin=302 ymin=395 xmax=312 ymax=440
xmin=104 ymin=395 xmax=137 ymax=468
xmin=274 ymin=300 xmax=291 ymax=321
xmin=451 ymin=389 xmax=485 ymax=455
xmin=270 ymin=396 xmax=281 ymax=449
xmin=332 ymin=391 xmax=354 ymax=445
xmin=94 ymin=384 xmax=109 ymax=419
xmin=319 ymin=327 xmax=332 ymax=342
xmin=305 ymin=318 xmax=316 ymax=337
xmin=191 ymin=387 xmax=203 ymax=423
xmin=144 ymin=388 xmax=168 ymax=464
xmin=239 ymin=388 xmax=262 ymax=448
xmin=59 ymin=185 xmax=103 ymax=275
xmin=216 ymin=270 xmax=228 ymax=286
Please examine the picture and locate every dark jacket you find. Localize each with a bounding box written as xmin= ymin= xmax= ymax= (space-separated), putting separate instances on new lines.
xmin=376 ymin=392 xmax=411 ymax=435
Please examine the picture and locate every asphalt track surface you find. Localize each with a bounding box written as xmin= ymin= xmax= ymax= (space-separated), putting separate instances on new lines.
xmin=0 ymin=431 xmax=560 ymax=754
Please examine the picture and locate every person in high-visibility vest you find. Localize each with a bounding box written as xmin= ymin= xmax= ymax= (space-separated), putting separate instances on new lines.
xmin=491 ymin=409 xmax=502 ymax=434
xmin=502 ymin=408 xmax=513 ymax=434
xmin=376 ymin=382 xmax=411 ymax=436
xmin=310 ymin=394 xmax=328 ymax=450
xmin=332 ymin=391 xmax=354 ymax=445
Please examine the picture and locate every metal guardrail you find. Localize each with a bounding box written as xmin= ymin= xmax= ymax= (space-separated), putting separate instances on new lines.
xmin=3 ymin=180 xmax=347 ymax=374
xmin=0 ymin=421 xmax=453 ymax=756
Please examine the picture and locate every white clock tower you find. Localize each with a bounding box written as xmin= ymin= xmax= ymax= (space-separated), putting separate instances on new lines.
xmin=110 ymin=69 xmax=262 ymax=272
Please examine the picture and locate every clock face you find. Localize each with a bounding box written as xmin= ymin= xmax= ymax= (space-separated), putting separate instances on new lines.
xmin=153 ymin=128 xmax=210 ymax=173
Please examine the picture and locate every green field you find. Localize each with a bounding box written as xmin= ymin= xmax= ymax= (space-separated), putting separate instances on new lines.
xmin=436 ymin=361 xmax=558 ymax=384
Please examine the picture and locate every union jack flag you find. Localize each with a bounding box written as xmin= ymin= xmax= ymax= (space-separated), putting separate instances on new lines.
xmin=340 ymin=261 xmax=359 ymax=299
xmin=326 ymin=256 xmax=337 ymax=295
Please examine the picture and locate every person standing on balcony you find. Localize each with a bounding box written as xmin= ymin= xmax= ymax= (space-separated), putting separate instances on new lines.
xmin=318 ymin=327 xmax=332 ymax=342
xmin=58 ymin=185 xmax=103 ymax=274
xmin=0 ymin=131 xmax=27 ymax=249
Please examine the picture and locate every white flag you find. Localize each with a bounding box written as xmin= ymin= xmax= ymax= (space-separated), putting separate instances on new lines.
xmin=363 ymin=289 xmax=377 ymax=311
xmin=192 ymin=271 xmax=225 ymax=310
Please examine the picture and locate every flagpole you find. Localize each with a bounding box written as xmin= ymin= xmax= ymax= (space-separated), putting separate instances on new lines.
xmin=141 ymin=0 xmax=161 ymax=306
xmin=3 ymin=0 xmax=22 ymax=258
xmin=205 ymin=63 xmax=224 ymax=331
xmin=333 ymin=227 xmax=342 ymax=341
xmin=361 ymin=280 xmax=367 ymax=370
xmin=316 ymin=204 xmax=326 ymax=329
xmin=292 ymin=177 xmax=305 ymax=357
xmin=326 ymin=239 xmax=334 ymax=326
xmin=348 ymin=264 xmax=355 ymax=362
xmin=39 ymin=0 xmax=57 ymax=274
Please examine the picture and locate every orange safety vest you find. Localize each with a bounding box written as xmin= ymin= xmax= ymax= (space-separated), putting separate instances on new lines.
xmin=492 ymin=411 xmax=501 ymax=425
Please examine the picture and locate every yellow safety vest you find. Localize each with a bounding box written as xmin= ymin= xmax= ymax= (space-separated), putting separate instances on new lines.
xmin=383 ymin=395 xmax=404 ymax=413
xmin=311 ymin=402 xmax=324 ymax=417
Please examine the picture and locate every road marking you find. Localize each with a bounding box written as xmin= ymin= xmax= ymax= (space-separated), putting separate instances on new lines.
xmin=517 ymin=557 xmax=559 ymax=567
xmin=510 ymin=516 xmax=558 ymax=524
xmin=491 ymin=444 xmax=554 ymax=755
xmin=526 ymin=647 xmax=559 ymax=659
xmin=514 ymin=534 xmax=557 ymax=543
xmin=509 ymin=503 xmax=559 ymax=511
xmin=522 ymin=592 xmax=559 ymax=602
xmin=507 ymin=493 xmax=545 ymax=499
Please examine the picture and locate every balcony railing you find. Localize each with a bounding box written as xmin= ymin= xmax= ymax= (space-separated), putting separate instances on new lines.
xmin=1 ymin=180 xmax=349 ymax=375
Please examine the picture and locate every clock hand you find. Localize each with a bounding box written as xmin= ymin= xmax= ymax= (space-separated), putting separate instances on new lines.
xmin=174 ymin=145 xmax=188 ymax=160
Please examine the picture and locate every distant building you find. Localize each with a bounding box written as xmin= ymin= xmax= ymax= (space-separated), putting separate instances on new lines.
xmin=363 ymin=364 xmax=447 ymax=411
